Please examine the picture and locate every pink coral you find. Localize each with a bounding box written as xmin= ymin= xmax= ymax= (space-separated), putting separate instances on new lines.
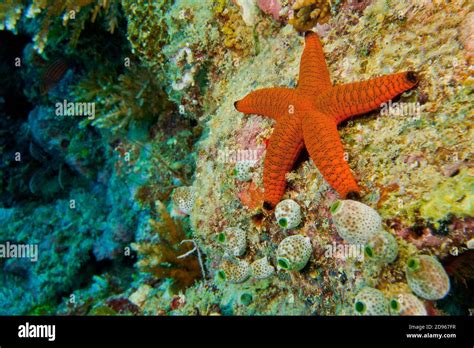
xmin=234 ymin=117 xmax=266 ymax=162
xmin=257 ymin=0 xmax=282 ymax=20
xmin=459 ymin=12 xmax=474 ymax=64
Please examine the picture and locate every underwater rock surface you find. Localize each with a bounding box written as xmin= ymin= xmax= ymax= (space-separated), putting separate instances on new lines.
xmin=0 ymin=0 xmax=472 ymax=315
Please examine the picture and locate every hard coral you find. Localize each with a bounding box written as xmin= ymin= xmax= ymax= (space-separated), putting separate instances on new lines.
xmin=289 ymin=0 xmax=331 ymax=32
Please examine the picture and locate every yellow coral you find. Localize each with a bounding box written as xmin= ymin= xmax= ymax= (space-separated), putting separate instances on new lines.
xmin=215 ymin=2 xmax=253 ymax=55
xmin=0 ymin=0 xmax=24 ymax=31
xmin=419 ymin=168 xmax=474 ymax=223
xmin=289 ymin=0 xmax=331 ymax=32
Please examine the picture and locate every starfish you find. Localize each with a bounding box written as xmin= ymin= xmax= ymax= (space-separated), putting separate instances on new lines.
xmin=234 ymin=31 xmax=418 ymax=210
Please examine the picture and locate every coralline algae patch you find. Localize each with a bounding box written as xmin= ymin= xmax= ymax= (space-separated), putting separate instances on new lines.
xmin=188 ymin=0 xmax=473 ymax=315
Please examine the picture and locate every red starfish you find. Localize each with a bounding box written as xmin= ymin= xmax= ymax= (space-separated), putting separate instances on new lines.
xmin=235 ymin=31 xmax=418 ymax=209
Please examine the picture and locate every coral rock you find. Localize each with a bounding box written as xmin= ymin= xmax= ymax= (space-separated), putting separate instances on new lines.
xmin=218 ymin=227 xmax=247 ymax=256
xmin=276 ymin=235 xmax=312 ymax=271
xmin=330 ymin=199 xmax=382 ymax=244
xmin=406 ymin=255 xmax=450 ymax=300
xmin=275 ymin=199 xmax=302 ymax=229
xmin=354 ymin=287 xmax=389 ymax=316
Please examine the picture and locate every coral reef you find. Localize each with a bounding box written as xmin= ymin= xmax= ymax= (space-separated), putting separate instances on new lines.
xmin=121 ymin=0 xmax=172 ymax=69
xmin=1 ymin=0 xmax=472 ymax=317
xmin=73 ymin=64 xmax=173 ymax=133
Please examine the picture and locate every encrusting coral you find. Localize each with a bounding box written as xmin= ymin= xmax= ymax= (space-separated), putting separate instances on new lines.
xmin=131 ymin=201 xmax=202 ymax=293
xmin=121 ymin=0 xmax=173 ymax=70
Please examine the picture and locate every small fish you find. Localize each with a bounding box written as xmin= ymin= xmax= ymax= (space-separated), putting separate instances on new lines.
xmin=40 ymin=58 xmax=70 ymax=95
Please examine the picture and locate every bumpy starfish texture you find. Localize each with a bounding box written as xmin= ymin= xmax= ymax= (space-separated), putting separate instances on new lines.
xmin=235 ymin=31 xmax=418 ymax=209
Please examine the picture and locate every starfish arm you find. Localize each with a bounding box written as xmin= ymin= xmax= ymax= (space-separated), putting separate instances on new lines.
xmin=316 ymin=71 xmax=419 ymax=124
xmin=297 ymin=32 xmax=332 ymax=96
xmin=234 ymin=88 xmax=296 ymax=121
xmin=302 ymin=112 xmax=360 ymax=198
xmin=263 ymin=117 xmax=305 ymax=208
